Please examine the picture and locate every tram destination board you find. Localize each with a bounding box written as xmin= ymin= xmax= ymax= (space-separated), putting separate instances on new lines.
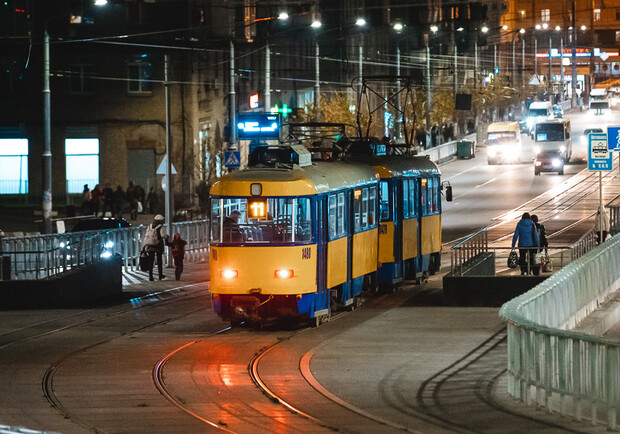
xmin=588 ymin=132 xmax=612 ymax=171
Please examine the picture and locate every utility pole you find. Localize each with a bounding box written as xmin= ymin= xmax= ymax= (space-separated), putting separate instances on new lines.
xmin=358 ymin=36 xmax=363 ymax=87
xmin=512 ymin=38 xmax=516 ymax=85
xmin=265 ymin=43 xmax=271 ymax=111
xmin=534 ymin=37 xmax=538 ymax=78
xmin=453 ymin=43 xmax=458 ymax=96
xmin=314 ymin=39 xmax=320 ymax=110
xmin=474 ymin=40 xmax=478 ymax=89
xmin=548 ymin=35 xmax=553 ymax=95
xmin=560 ymin=36 xmax=565 ymax=101
xmin=571 ymin=1 xmax=578 ymax=106
xmin=522 ymin=37 xmax=525 ymax=89
xmin=42 ymin=30 xmax=52 ymax=234
xmin=164 ymin=54 xmax=173 ymax=236
xmin=229 ymin=41 xmax=236 ymax=150
xmin=426 ymin=42 xmax=432 ymax=148
xmin=396 ymin=42 xmax=401 ymax=141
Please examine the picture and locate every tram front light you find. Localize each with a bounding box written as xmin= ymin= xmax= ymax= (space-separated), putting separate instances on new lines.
xmin=275 ymin=269 xmax=294 ymax=279
xmin=221 ymin=269 xmax=238 ymax=279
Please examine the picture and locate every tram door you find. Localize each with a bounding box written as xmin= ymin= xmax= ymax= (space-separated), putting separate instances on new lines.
xmin=393 ymin=179 xmax=403 ymax=278
xmin=316 ymin=196 xmax=329 ymax=309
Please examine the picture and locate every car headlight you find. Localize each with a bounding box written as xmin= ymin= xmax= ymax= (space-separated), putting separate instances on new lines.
xmin=527 ymin=118 xmax=535 ymax=128
xmin=534 ymin=146 xmax=541 ymax=154
xmin=559 ymin=145 xmax=566 ymax=152
xmin=535 ymin=161 xmax=542 ymax=166
xmin=100 ymin=251 xmax=112 ymax=259
xmin=488 ymin=148 xmax=496 ymax=156
xmin=105 ymin=241 xmax=114 ymax=249
xmin=552 ymin=159 xmax=562 ymax=167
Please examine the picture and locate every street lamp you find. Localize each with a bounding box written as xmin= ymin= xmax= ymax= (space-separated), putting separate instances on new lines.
xmin=311 ymin=20 xmax=322 ymax=110
xmin=355 ymin=18 xmax=366 ymax=27
xmin=42 ymin=1 xmax=107 ymax=233
xmin=277 ymin=12 xmax=289 ymax=21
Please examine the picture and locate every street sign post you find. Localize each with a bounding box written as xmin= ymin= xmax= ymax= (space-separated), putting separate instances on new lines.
xmin=225 ymin=151 xmax=241 ymax=168
xmin=588 ymin=133 xmax=612 ymax=171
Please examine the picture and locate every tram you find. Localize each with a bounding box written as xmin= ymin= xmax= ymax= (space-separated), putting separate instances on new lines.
xmin=208 ymin=143 xmax=446 ymax=326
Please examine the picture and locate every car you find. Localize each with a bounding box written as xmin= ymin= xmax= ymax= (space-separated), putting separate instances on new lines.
xmin=71 ymin=217 xmax=130 ymax=232
xmin=534 ymin=150 xmax=565 ymax=175
xmin=582 ymin=128 xmax=604 ymax=146
xmin=552 ymin=104 xmax=563 ymax=118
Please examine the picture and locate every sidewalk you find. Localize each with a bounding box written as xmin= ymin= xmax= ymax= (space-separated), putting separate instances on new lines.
xmin=121 ymin=259 xmax=210 ymax=295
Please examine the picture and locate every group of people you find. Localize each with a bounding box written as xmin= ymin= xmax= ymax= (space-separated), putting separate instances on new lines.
xmin=80 ymin=181 xmax=156 ymax=220
xmin=141 ymin=214 xmax=187 ymax=281
xmin=512 ymin=206 xmax=611 ymax=275
xmin=81 ymin=183 xmax=128 ymax=218
xmin=511 ymin=213 xmax=548 ymax=276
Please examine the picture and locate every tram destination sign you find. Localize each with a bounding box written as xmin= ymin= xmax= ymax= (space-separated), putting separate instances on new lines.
xmin=588 ymin=133 xmax=612 ymax=171
xmin=236 ymin=113 xmax=281 ymax=140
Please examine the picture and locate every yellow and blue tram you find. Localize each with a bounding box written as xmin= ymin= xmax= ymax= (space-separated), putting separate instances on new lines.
xmin=208 ymin=145 xmax=444 ymax=325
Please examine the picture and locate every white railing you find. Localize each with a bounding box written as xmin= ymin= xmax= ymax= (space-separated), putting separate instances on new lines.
xmin=0 ymin=219 xmax=210 ymax=280
xmin=499 ymin=233 xmax=620 ymax=429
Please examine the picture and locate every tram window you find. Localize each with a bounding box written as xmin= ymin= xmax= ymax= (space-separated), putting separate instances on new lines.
xmin=403 ymin=180 xmax=410 ymax=218
xmin=328 ymin=195 xmax=337 ymax=238
xmin=361 ymin=188 xmax=369 ymax=227
xmin=211 ymin=197 xmax=312 ymax=244
xmin=354 ymin=189 xmax=362 ymax=231
xmin=380 ymin=181 xmax=391 ymax=221
xmin=421 ymin=179 xmax=428 ymax=216
xmin=337 ymin=193 xmax=345 ymax=236
xmin=410 ymin=179 xmax=418 ymax=217
xmin=369 ymin=186 xmax=377 ymax=226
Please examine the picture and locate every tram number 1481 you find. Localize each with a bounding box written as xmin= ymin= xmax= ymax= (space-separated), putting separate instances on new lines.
xmin=302 ymin=247 xmax=312 ymax=259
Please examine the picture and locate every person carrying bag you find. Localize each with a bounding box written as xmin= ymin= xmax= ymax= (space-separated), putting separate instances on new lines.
xmin=511 ymin=212 xmax=539 ymax=275
xmin=142 ymin=214 xmax=166 ymax=281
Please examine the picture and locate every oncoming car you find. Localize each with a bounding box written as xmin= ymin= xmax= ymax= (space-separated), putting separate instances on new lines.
xmin=534 ymin=150 xmax=565 ymax=175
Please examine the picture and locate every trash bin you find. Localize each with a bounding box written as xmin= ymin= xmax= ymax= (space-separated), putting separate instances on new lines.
xmin=456 ymin=140 xmax=475 ymax=159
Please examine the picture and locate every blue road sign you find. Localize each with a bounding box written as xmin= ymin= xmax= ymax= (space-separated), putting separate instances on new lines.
xmin=588 ymin=133 xmax=612 ymax=171
xmin=225 ymin=151 xmax=241 ymax=168
xmin=607 ymin=126 xmax=620 ymax=151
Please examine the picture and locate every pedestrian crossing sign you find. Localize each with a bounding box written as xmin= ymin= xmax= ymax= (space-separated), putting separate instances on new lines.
xmin=607 ymin=126 xmax=620 ymax=151
xmin=225 ymin=151 xmax=241 ymax=168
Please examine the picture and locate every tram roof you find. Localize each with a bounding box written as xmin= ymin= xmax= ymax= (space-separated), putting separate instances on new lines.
xmin=354 ymin=155 xmax=440 ymax=179
xmin=210 ymin=161 xmax=378 ymax=197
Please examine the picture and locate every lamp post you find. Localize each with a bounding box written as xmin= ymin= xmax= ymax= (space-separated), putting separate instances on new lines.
xmin=42 ymin=2 xmax=107 ymax=234
xmin=394 ymin=22 xmax=404 ymax=141
xmin=311 ymin=19 xmax=321 ymax=111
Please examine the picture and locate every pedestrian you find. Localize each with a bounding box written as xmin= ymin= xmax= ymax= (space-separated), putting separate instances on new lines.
xmin=135 ymin=183 xmax=146 ymax=214
xmin=166 ymin=232 xmax=187 ymax=280
xmin=142 ymin=214 xmax=166 ymax=281
xmin=448 ymin=123 xmax=455 ymax=141
xmin=127 ymin=181 xmax=139 ymax=220
xmin=530 ymin=215 xmax=547 ymax=275
xmin=146 ymin=187 xmax=159 ymax=214
xmin=595 ymin=205 xmax=610 ymax=244
xmin=91 ymin=184 xmax=102 ymax=217
xmin=467 ymin=119 xmax=475 ymax=134
xmin=81 ymin=184 xmax=91 ymax=215
xmin=101 ymin=183 xmax=114 ymax=217
xmin=113 ymin=185 xmax=125 ymax=218
xmin=511 ymin=212 xmax=540 ymax=275
xmin=431 ymin=125 xmax=438 ymax=147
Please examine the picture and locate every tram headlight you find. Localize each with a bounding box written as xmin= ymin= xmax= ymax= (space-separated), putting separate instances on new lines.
xmin=275 ymin=269 xmax=294 ymax=279
xmin=221 ymin=269 xmax=238 ymax=279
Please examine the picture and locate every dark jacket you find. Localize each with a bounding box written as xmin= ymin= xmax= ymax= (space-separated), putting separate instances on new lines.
xmin=535 ymin=223 xmax=548 ymax=248
xmin=512 ymin=219 xmax=540 ymax=248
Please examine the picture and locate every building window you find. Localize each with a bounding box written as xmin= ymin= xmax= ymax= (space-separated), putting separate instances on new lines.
xmin=127 ymin=61 xmax=152 ymax=95
xmin=65 ymin=138 xmax=99 ymax=194
xmin=0 ymin=139 xmax=28 ymax=194
xmin=69 ymin=64 xmax=94 ymax=94
xmin=594 ymin=9 xmax=601 ymax=21
xmin=541 ymin=9 xmax=550 ymax=22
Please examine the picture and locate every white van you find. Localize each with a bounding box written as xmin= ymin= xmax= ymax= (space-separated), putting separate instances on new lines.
xmin=533 ymin=118 xmax=572 ymax=162
xmin=525 ymin=101 xmax=553 ymax=132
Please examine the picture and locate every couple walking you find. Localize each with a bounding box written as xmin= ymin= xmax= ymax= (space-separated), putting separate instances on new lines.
xmin=511 ymin=213 xmax=548 ymax=275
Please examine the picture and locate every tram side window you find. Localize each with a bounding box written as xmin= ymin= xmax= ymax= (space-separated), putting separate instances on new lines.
xmin=354 ymin=186 xmax=377 ymax=232
xmin=380 ymin=181 xmax=391 ymax=221
xmin=295 ymin=198 xmax=312 ymax=242
xmin=328 ymin=192 xmax=347 ymax=240
xmin=337 ymin=193 xmax=345 ymax=236
xmin=328 ymin=195 xmax=337 ymax=238
xmin=403 ymin=180 xmax=410 ymax=218
xmin=408 ymin=178 xmax=418 ymax=218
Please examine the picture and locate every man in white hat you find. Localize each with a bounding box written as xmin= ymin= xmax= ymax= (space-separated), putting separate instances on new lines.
xmin=143 ymin=214 xmax=167 ymax=280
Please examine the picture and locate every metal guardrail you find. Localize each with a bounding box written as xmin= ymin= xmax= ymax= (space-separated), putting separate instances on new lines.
xmin=0 ymin=219 xmax=210 ymax=281
xmin=499 ymin=233 xmax=620 ymax=430
xmin=450 ymin=227 xmax=598 ymax=276
xmin=418 ymin=133 xmax=476 ymax=164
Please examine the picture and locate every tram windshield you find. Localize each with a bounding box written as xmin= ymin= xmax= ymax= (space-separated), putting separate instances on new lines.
xmin=210 ymin=197 xmax=313 ymax=244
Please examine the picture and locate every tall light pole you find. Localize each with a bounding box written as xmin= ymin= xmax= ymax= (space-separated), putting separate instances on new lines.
xmin=571 ymin=1 xmax=578 ymax=106
xmin=265 ymin=43 xmax=271 ymax=111
xmin=229 ymin=41 xmax=236 ymax=150
xmin=312 ymin=19 xmax=321 ymax=111
xmin=42 ymin=29 xmax=52 ymax=234
xmin=425 ymin=39 xmax=432 ymax=148
xmin=394 ymin=22 xmax=404 ymax=141
xmin=164 ymin=54 xmax=173 ymax=237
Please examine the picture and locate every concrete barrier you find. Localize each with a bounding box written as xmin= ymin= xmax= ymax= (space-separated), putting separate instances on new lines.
xmin=443 ymin=275 xmax=548 ymax=307
xmin=418 ymin=133 xmax=477 ymax=165
xmin=0 ymin=254 xmax=122 ymax=308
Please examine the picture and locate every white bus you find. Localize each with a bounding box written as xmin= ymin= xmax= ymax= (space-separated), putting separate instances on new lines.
xmin=533 ymin=118 xmax=572 ymax=162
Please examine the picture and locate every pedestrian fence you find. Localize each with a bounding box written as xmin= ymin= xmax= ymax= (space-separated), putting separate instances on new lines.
xmin=0 ymin=219 xmax=210 ymax=281
xmin=450 ymin=226 xmax=598 ymax=277
xmin=499 ymin=232 xmax=620 ymax=430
